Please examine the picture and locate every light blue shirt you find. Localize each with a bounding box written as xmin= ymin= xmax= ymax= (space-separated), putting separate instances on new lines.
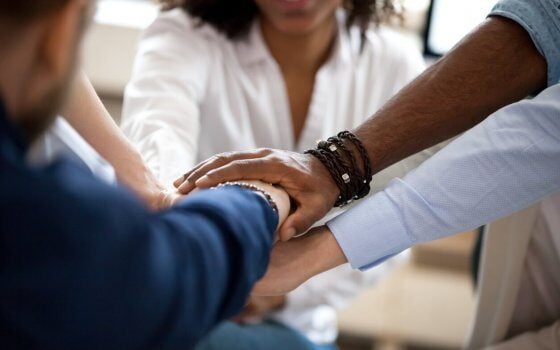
xmin=328 ymin=0 xmax=560 ymax=270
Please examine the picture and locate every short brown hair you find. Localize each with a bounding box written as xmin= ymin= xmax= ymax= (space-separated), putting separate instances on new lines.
xmin=160 ymin=0 xmax=402 ymax=39
xmin=0 ymin=1 xmax=73 ymax=21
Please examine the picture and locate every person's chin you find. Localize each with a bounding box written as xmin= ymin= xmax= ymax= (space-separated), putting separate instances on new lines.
xmin=273 ymin=18 xmax=320 ymax=35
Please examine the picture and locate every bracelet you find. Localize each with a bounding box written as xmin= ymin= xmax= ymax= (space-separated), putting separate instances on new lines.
xmin=324 ymin=136 xmax=363 ymax=198
xmin=305 ymin=148 xmax=352 ymax=206
xmin=338 ymin=131 xmax=373 ymax=191
xmin=305 ymin=131 xmax=373 ymax=207
xmin=212 ymin=181 xmax=279 ymax=214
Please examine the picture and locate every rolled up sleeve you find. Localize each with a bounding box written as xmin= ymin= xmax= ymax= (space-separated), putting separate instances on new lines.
xmin=490 ymin=0 xmax=560 ymax=86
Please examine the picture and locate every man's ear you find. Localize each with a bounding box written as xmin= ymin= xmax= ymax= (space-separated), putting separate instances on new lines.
xmin=37 ymin=0 xmax=87 ymax=81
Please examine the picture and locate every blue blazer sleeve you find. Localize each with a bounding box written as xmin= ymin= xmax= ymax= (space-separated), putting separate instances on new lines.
xmin=0 ymin=160 xmax=277 ymax=350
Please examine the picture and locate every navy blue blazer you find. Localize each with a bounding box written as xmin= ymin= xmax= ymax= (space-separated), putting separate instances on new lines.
xmin=0 ymin=103 xmax=277 ymax=349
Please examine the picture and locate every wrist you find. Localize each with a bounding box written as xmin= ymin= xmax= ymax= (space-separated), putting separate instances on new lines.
xmin=114 ymin=154 xmax=168 ymax=211
xmin=213 ymin=181 xmax=290 ymax=229
xmin=306 ymin=227 xmax=348 ymax=276
xmin=309 ymin=155 xmax=341 ymax=206
xmin=306 ymin=131 xmax=373 ymax=208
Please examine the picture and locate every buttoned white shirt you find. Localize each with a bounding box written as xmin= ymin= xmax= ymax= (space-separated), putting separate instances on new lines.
xmin=122 ymin=8 xmax=427 ymax=344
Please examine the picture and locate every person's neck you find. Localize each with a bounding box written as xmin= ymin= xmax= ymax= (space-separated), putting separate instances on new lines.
xmin=260 ymin=16 xmax=337 ymax=76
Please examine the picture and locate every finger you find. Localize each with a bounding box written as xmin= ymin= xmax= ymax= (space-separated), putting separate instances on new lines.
xmin=175 ymin=162 xmax=213 ymax=193
xmin=173 ymin=158 xmax=214 ymax=188
xmin=184 ymin=150 xmax=269 ymax=189
xmin=173 ymin=172 xmax=191 ymax=189
xmin=195 ymin=159 xmax=283 ymax=189
xmin=176 ymin=155 xmax=253 ymax=194
xmin=277 ymin=208 xmax=318 ymax=241
xmin=233 ymin=301 xmax=260 ymax=323
xmin=177 ymin=176 xmax=201 ymax=195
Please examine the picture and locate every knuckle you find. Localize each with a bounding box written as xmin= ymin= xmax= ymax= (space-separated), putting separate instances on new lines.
xmin=257 ymin=147 xmax=273 ymax=156
xmin=205 ymin=170 xmax=218 ymax=178
xmin=226 ymin=160 xmax=246 ymax=172
xmin=214 ymin=153 xmax=229 ymax=162
xmin=267 ymin=155 xmax=284 ymax=164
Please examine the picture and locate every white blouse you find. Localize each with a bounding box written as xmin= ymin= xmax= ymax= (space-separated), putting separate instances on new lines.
xmin=122 ymin=8 xmax=429 ymax=344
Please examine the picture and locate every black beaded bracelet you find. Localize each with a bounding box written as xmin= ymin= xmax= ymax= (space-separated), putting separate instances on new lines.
xmin=213 ymin=182 xmax=279 ymax=214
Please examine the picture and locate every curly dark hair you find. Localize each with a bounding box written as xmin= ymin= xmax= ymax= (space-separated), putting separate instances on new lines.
xmin=160 ymin=0 xmax=402 ymax=39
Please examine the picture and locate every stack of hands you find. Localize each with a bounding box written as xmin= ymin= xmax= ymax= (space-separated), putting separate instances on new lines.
xmin=155 ymin=149 xmax=348 ymax=322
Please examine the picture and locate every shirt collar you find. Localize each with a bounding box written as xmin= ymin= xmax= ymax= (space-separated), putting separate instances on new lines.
xmin=0 ymin=99 xmax=29 ymax=156
xmin=237 ymin=9 xmax=356 ymax=68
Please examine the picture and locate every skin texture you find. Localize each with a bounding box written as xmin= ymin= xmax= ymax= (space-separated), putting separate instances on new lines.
xmin=0 ymin=1 xmax=296 ymax=333
xmin=175 ymin=16 xmax=547 ymax=239
xmin=228 ymin=0 xmax=342 ymax=316
xmin=0 ymin=0 xmax=292 ymax=223
xmin=175 ymin=0 xmax=344 ymax=240
xmin=62 ymin=73 xmax=170 ymax=210
xmin=252 ymin=226 xmax=347 ymax=296
xmin=257 ymin=0 xmax=340 ymax=141
xmin=67 ymin=0 xmax=341 ymax=214
xmin=174 ymin=16 xmax=548 ymax=295
xmin=352 ymin=17 xmax=546 ymax=175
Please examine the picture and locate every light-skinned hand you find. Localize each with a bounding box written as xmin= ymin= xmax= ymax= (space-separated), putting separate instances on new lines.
xmin=251 ymin=226 xmax=348 ymax=296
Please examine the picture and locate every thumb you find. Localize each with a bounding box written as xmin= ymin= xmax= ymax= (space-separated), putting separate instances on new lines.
xmin=278 ymin=208 xmax=316 ymax=241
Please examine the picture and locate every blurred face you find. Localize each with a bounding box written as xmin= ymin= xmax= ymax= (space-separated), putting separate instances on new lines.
xmin=254 ymin=0 xmax=341 ymax=35
xmin=17 ymin=1 xmax=92 ymax=141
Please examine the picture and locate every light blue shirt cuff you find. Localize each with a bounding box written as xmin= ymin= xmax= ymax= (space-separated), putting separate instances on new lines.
xmin=490 ymin=0 xmax=560 ymax=86
xmin=327 ymin=179 xmax=415 ymax=271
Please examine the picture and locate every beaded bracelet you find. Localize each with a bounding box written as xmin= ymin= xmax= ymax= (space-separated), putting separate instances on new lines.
xmin=213 ymin=181 xmax=279 ymax=214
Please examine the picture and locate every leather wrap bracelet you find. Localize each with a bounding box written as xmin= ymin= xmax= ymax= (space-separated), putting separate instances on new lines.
xmin=305 ymin=131 xmax=373 ymax=207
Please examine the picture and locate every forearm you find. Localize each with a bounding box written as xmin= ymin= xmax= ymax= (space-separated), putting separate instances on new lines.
xmin=355 ymin=17 xmax=546 ymax=174
xmin=5 ymin=188 xmax=279 ymax=349
xmin=62 ymin=73 xmax=166 ymax=209
xmin=329 ymin=84 xmax=560 ymax=269
xmin=252 ymin=226 xmax=347 ymax=296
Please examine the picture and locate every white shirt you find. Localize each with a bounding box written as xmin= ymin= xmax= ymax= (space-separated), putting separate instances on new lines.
xmin=122 ymin=8 xmax=427 ymax=344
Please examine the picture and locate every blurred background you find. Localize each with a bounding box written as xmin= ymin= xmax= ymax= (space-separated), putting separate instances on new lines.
xmin=85 ymin=1 xmax=497 ymax=349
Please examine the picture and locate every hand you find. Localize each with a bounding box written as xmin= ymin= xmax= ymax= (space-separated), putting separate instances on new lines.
xmin=240 ymin=180 xmax=291 ymax=230
xmin=232 ymin=295 xmax=287 ymax=324
xmin=173 ymin=149 xmax=340 ymax=241
xmin=158 ymin=189 xmax=184 ymax=208
xmin=252 ymin=226 xmax=348 ymax=296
